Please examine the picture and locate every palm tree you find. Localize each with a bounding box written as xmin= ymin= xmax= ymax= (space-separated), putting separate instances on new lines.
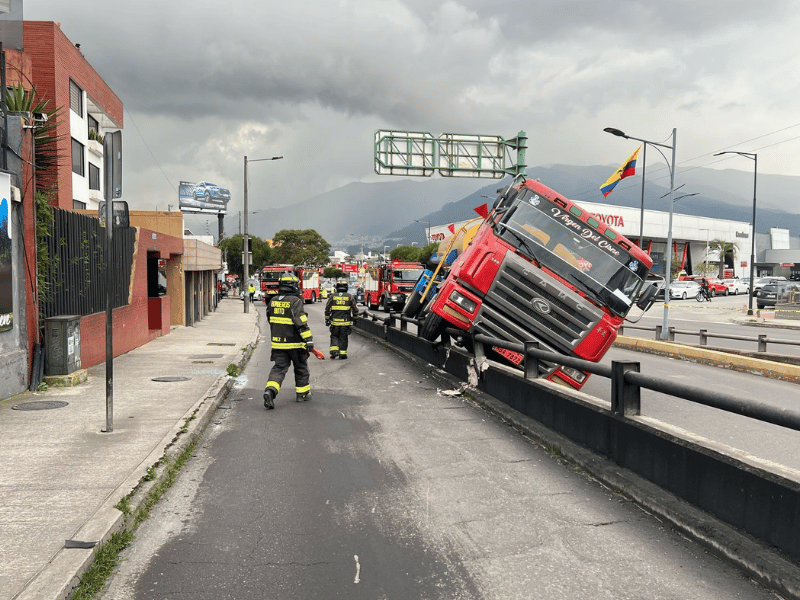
xmin=708 ymin=239 xmax=738 ymax=278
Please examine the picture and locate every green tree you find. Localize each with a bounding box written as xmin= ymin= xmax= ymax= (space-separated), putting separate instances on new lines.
xmin=418 ymin=242 xmax=440 ymax=264
xmin=708 ymin=239 xmax=738 ymax=278
xmin=218 ymin=234 xmax=272 ymax=279
xmin=323 ymin=266 xmax=344 ymax=279
xmin=5 ymin=83 xmax=63 ymax=193
xmin=272 ymin=229 xmax=330 ymax=267
xmin=390 ymin=245 xmax=421 ymax=262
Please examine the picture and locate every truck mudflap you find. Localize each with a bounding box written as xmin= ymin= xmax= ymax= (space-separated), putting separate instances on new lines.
xmin=471 ymin=251 xmax=604 ymax=376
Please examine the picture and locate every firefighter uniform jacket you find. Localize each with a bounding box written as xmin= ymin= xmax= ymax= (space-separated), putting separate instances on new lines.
xmin=325 ymin=293 xmax=359 ymax=326
xmin=268 ymin=294 xmax=313 ymax=350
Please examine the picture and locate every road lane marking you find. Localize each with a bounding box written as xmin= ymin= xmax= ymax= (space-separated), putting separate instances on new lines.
xmin=354 ymin=554 xmax=361 ymax=583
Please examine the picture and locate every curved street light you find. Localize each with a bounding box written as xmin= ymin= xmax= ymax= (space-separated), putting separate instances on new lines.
xmin=605 ymin=127 xmax=677 ymax=340
xmin=715 ymin=151 xmax=757 ymax=315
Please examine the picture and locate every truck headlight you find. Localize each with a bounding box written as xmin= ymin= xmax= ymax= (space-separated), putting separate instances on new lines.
xmin=559 ymin=366 xmax=587 ymax=384
xmin=449 ymin=290 xmax=477 ymax=313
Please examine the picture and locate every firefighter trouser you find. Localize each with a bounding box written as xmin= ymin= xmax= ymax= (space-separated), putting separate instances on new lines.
xmin=265 ymin=349 xmax=310 ymax=396
xmin=329 ymin=325 xmax=352 ymax=358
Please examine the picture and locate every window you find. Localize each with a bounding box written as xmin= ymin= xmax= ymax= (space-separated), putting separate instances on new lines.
xmin=73 ymin=200 xmax=86 ymax=210
xmin=89 ymin=163 xmax=100 ymax=191
xmin=71 ymin=139 xmax=84 ymax=175
xmin=88 ymin=114 xmax=99 ymax=138
xmin=69 ymin=80 xmax=83 ymax=116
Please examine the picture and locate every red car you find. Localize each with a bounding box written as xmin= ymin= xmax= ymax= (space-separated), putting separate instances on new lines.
xmin=680 ymin=276 xmax=727 ymax=296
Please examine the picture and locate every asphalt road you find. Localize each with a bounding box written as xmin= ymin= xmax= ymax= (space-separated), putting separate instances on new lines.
xmin=100 ymin=300 xmax=779 ymax=600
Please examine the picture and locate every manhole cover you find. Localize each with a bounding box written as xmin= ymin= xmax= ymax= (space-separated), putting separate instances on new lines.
xmin=207 ymin=343 xmax=236 ymax=346
xmin=151 ymin=376 xmax=192 ymax=382
xmin=13 ymin=401 xmax=69 ymax=411
xmin=189 ymin=354 xmax=223 ymax=359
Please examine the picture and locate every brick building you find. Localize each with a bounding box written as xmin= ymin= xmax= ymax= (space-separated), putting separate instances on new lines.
xmin=21 ymin=21 xmax=122 ymax=211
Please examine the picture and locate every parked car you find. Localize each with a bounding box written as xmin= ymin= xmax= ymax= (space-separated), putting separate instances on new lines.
xmin=723 ymin=278 xmax=749 ymax=295
xmin=680 ymin=276 xmax=727 ymax=296
xmin=757 ymin=281 xmax=800 ymax=310
xmin=752 ymin=277 xmax=786 ymax=296
xmin=668 ymin=280 xmax=701 ymax=300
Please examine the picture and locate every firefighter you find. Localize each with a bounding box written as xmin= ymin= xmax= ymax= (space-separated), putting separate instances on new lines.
xmin=325 ymin=278 xmax=359 ymax=359
xmin=263 ymin=273 xmax=314 ymax=409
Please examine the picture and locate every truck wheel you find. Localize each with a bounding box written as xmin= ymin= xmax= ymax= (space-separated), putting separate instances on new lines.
xmin=382 ymin=295 xmax=391 ymax=312
xmin=419 ymin=312 xmax=445 ymax=342
xmin=403 ymin=291 xmax=423 ymax=318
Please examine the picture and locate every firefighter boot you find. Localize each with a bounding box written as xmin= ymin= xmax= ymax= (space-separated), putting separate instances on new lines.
xmin=339 ymin=352 xmax=348 ymax=360
xmin=263 ymin=388 xmax=275 ymax=410
xmin=296 ymin=392 xmax=310 ymax=403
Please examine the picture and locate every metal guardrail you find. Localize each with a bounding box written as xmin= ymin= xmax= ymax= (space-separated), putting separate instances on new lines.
xmin=361 ymin=309 xmax=800 ymax=433
xmin=619 ymin=324 xmax=800 ymax=353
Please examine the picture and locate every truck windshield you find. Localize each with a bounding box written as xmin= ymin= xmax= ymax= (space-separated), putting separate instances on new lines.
xmin=394 ymin=269 xmax=423 ymax=281
xmin=498 ymin=189 xmax=648 ymax=316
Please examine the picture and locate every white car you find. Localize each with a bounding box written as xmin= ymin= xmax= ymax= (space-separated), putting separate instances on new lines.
xmin=723 ymin=278 xmax=749 ymax=295
xmin=668 ymin=280 xmax=701 ymax=300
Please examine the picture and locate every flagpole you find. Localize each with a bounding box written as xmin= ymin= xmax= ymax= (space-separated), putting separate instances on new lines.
xmin=639 ymin=143 xmax=646 ymax=248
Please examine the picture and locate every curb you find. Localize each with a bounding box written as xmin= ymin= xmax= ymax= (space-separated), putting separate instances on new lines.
xmin=354 ymin=327 xmax=800 ymax=599
xmin=614 ymin=335 xmax=800 ymax=383
xmin=15 ymin=313 xmax=261 ymax=600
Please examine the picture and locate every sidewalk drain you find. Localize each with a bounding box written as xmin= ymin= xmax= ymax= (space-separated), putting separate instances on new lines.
xmin=190 ymin=354 xmax=224 ymax=359
xmin=13 ymin=401 xmax=69 ymax=411
xmin=151 ymin=376 xmax=192 ymax=382
xmin=208 ymin=342 xmax=236 ymax=346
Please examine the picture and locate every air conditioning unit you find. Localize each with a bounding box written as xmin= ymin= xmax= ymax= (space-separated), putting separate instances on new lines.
xmin=44 ymin=315 xmax=82 ymax=375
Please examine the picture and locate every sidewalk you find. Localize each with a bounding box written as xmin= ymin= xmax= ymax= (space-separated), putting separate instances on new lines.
xmin=0 ymin=299 xmax=259 ymax=600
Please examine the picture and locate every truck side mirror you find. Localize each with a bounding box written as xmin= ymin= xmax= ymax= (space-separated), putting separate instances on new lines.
xmin=636 ymin=284 xmax=658 ymax=312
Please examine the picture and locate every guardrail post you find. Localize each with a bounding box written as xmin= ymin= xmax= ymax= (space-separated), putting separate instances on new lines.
xmin=668 ymin=327 xmax=676 ymax=342
xmin=618 ymin=324 xmax=624 ymax=335
xmin=399 ymin=314 xmax=407 ymax=332
xmin=612 ymin=361 xmax=640 ymax=416
xmin=523 ymin=341 xmax=539 ymax=380
xmin=699 ymin=329 xmax=707 ymax=346
xmin=387 ymin=311 xmax=396 ymax=329
xmin=758 ymin=334 xmax=767 ymax=353
xmin=655 ymin=325 xmax=662 ymax=340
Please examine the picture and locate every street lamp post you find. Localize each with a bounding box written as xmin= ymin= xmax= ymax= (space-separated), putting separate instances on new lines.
xmin=715 ymin=151 xmax=757 ymax=315
xmin=414 ymin=219 xmax=431 ymax=244
xmin=243 ymin=155 xmax=283 ymax=314
xmin=605 ymin=127 xmax=677 ymax=340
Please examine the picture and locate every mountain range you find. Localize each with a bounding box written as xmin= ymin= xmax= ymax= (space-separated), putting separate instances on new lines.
xmin=228 ymin=164 xmax=800 ymax=252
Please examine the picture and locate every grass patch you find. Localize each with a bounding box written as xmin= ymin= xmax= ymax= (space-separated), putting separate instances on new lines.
xmin=226 ymin=363 xmax=239 ymax=377
xmin=69 ymin=438 xmax=199 ymax=599
xmin=545 ymin=443 xmax=563 ymax=457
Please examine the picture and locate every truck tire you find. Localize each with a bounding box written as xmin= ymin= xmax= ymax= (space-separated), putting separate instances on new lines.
xmin=419 ymin=312 xmax=445 ymax=342
xmin=382 ymin=295 xmax=391 ymax=312
xmin=402 ymin=290 xmax=423 ymax=318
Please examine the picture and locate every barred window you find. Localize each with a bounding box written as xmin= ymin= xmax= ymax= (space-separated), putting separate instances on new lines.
xmin=69 ymin=80 xmax=83 ymax=116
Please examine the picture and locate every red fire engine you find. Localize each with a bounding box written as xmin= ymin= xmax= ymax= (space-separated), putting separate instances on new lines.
xmin=259 ymin=265 xmax=321 ymax=304
xmin=363 ymin=260 xmax=424 ymax=312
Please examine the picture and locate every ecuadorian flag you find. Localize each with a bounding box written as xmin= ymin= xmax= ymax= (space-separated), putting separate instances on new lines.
xmin=600 ymin=146 xmax=640 ymax=197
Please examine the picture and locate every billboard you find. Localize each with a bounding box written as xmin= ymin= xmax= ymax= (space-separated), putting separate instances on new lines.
xmin=179 ymin=181 xmax=231 ymax=214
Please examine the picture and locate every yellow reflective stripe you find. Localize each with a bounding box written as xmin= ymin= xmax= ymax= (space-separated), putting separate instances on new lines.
xmin=331 ymin=306 xmax=351 ymax=310
xmin=330 ymin=345 xmax=339 ymax=351
xmin=300 ymin=330 xmax=313 ymax=339
xmin=295 ymin=384 xmax=310 ymax=394
xmin=270 ymin=317 xmax=294 ymax=324
xmin=339 ymin=350 xmax=347 ymax=356
xmin=300 ymin=314 xmax=308 ymax=323
xmin=271 ymin=341 xmax=306 ymax=349
xmin=331 ymin=320 xmax=353 ymax=326
xmin=265 ymin=381 xmax=281 ymax=392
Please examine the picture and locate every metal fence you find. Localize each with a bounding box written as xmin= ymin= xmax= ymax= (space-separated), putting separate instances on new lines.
xmin=619 ymin=323 xmax=800 ymax=354
xmin=41 ymin=208 xmax=135 ymax=319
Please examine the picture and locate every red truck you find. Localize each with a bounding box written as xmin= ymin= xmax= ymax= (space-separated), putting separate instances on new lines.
xmin=364 ymin=260 xmax=424 ymax=311
xmin=418 ymin=175 xmax=656 ymax=390
xmin=260 ymin=265 xmax=321 ymax=304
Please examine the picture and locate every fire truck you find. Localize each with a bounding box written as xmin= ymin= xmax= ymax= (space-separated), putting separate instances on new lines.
xmin=363 ymin=260 xmax=424 ymax=311
xmin=418 ymin=175 xmax=657 ymax=390
xmin=259 ymin=265 xmax=321 ymax=304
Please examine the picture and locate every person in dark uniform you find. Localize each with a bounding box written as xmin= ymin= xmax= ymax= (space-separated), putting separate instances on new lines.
xmin=325 ymin=278 xmax=359 ymax=359
xmin=263 ymin=273 xmax=314 ymax=409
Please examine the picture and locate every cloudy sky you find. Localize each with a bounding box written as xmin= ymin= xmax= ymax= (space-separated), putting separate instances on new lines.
xmin=24 ymin=0 xmax=800 ymax=232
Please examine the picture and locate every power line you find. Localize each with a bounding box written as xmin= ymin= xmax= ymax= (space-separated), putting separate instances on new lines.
xmin=123 ymin=106 xmax=177 ymax=194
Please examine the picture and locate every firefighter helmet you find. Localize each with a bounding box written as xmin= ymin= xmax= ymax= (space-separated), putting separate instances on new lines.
xmin=335 ymin=278 xmax=349 ymax=293
xmin=278 ymin=273 xmax=301 ymax=295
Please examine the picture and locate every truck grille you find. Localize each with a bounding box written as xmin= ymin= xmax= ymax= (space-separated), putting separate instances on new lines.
xmin=473 ymin=252 xmax=603 ymax=374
